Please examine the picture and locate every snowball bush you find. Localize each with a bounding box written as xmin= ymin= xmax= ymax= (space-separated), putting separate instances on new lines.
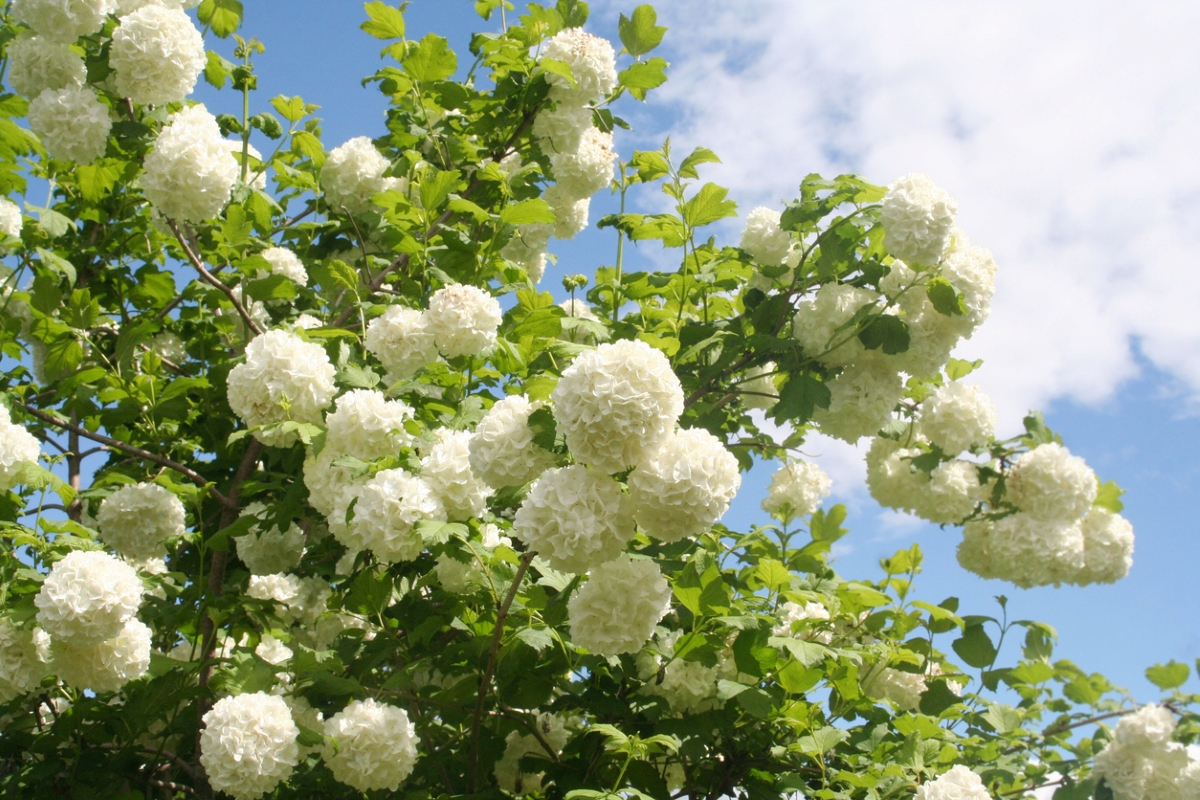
xmin=141 ymin=104 xmax=240 ymax=223
xmin=365 ymin=305 xmax=439 ymax=379
xmin=260 ymin=247 xmax=308 ymax=285
xmin=761 ymin=460 xmax=832 ymax=523
xmin=234 ymin=502 xmax=306 ymax=576
xmin=343 ymin=469 xmax=444 ymax=563
xmin=540 ymin=27 xmax=618 ymax=104
xmin=110 ymin=6 xmax=206 ymax=105
xmin=468 ymin=394 xmax=559 ymax=488
xmin=28 ymin=86 xmax=111 ymax=164
xmin=881 ymin=173 xmax=958 ymax=266
xmin=11 ymin=0 xmax=111 ymax=44
xmin=323 ymin=388 xmax=413 ymax=460
xmin=321 ymin=136 xmax=390 ymax=215
xmin=792 ymin=283 xmax=879 ymax=366
xmin=628 ymin=428 xmax=741 ymax=542
xmin=513 ymin=465 xmax=635 ymax=573
xmin=5 ymin=34 xmax=86 ymax=98
xmin=740 ymin=206 xmax=792 ymax=266
xmin=919 ymin=382 xmax=996 ymax=454
xmin=95 ymin=481 xmax=186 ymax=560
xmin=0 ymin=412 xmax=42 ymax=492
xmin=567 ymin=554 xmax=671 ymax=656
xmin=200 ymin=692 xmax=300 ymax=800
xmin=1006 ymin=442 xmax=1098 ymax=522
xmin=52 ymin=618 xmax=151 ymax=693
xmin=34 ymin=550 xmax=143 ymax=645
xmin=548 ymin=127 xmax=616 ymax=199
xmin=322 ymin=698 xmax=418 ymax=792
xmin=427 ymin=283 xmax=503 ymax=358
xmin=226 ymin=329 xmax=337 ymax=447
xmin=913 ymin=765 xmax=991 ymax=800
xmin=421 ymin=429 xmax=491 ymax=520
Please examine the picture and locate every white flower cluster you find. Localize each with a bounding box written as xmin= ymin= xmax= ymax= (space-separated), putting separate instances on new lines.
xmin=200 ymin=692 xmax=300 ymax=800
xmin=435 ymin=552 xmax=483 ymax=594
xmin=0 ymin=197 xmax=23 ymax=241
xmin=422 ymin=429 xmax=491 ymax=520
xmin=541 ymin=28 xmax=618 ymax=106
xmin=149 ymin=331 xmax=187 ymax=362
xmin=549 ymin=125 xmax=616 ymax=201
xmin=793 ymin=283 xmax=879 ymax=367
xmin=741 ymin=207 xmax=798 ymax=290
xmin=323 ymin=388 xmax=413 ymax=460
xmin=96 ymin=481 xmax=186 ymax=560
xmin=234 ymin=502 xmax=306 ymax=575
xmin=322 ymin=698 xmax=418 ymax=792
xmin=568 ymin=554 xmax=671 ymax=656
xmin=919 ymin=382 xmax=996 ymax=454
xmin=501 ymin=222 xmax=552 ymax=282
xmin=321 ymin=136 xmax=390 ymax=215
xmin=513 ymin=465 xmax=634 ymax=574
xmin=494 ymin=713 xmax=570 ymax=794
xmin=0 ymin=405 xmax=42 ymax=491
xmin=226 ymin=329 xmax=337 ymax=447
xmin=761 ymin=461 xmax=832 ymax=523
xmin=862 ymin=666 xmax=928 ymax=711
xmin=812 ymin=359 xmax=905 ymax=443
xmin=914 ymin=766 xmax=991 ymax=800
xmin=739 ymin=362 xmax=779 ymax=410
xmin=880 ymin=173 xmax=958 ymax=266
xmin=552 ymin=339 xmax=684 ymax=473
xmin=110 ymin=6 xmax=206 ymax=105
xmin=628 ymin=428 xmax=741 ymax=543
xmin=1093 ymin=705 xmax=1200 ymax=800
xmin=636 ymin=630 xmax=723 ymax=715
xmin=365 ymin=305 xmax=438 ymax=380
xmin=246 ymin=573 xmax=330 ymax=625
xmin=260 ymin=247 xmax=308 ymax=286
xmin=468 ymin=394 xmax=558 ymax=488
xmin=142 ymin=104 xmax=240 ymax=223
xmin=6 ymin=33 xmax=86 ymax=98
xmin=52 ymin=618 xmax=151 ymax=693
xmin=11 ymin=0 xmax=111 ymax=44
xmin=114 ymin=0 xmax=202 ymax=14
xmin=28 ymin=85 xmax=111 ymax=164
xmin=341 ymin=468 xmax=444 ymax=563
xmin=1006 ymin=442 xmax=1097 ymax=522
xmin=772 ymin=600 xmax=833 ymax=644
xmin=427 ymin=283 xmax=502 ymax=358
xmin=867 ymin=437 xmax=985 ymax=525
xmin=254 ymin=634 xmax=291 ymax=666
xmin=35 ymin=550 xmax=143 ymax=645
xmin=0 ymin=618 xmax=50 ymax=703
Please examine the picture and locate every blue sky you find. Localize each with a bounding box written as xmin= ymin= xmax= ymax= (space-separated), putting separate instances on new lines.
xmin=194 ymin=2 xmax=1197 ymax=698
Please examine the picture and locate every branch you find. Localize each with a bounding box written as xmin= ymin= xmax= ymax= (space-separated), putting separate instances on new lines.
xmin=14 ymin=401 xmax=229 ymax=508
xmin=168 ymin=220 xmax=264 ymax=337
xmin=495 ymin=706 xmax=561 ymax=763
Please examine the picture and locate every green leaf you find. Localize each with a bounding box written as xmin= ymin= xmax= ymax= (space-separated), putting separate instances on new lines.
xmin=0 ymin=94 xmax=29 ymax=119
xmin=361 ymin=1 xmax=406 ymax=39
xmin=680 ymin=182 xmax=737 ymax=229
xmin=631 ymin=149 xmax=670 ymax=183
xmin=768 ymin=637 xmax=830 ymax=667
xmin=981 ymin=703 xmax=1023 ymax=733
xmin=36 ymin=248 xmax=76 ymax=285
xmin=29 ymin=206 xmax=72 ymax=239
xmin=204 ymin=50 xmax=233 ymax=89
xmin=945 ymin=357 xmax=983 ymax=380
xmin=618 ymin=5 xmax=667 ymax=56
xmin=539 ymin=57 xmax=577 ymax=88
xmin=953 ymin=623 xmax=998 ymax=669
xmin=926 ymin=276 xmax=967 ymax=316
xmin=857 ymin=314 xmax=910 ymax=354
xmin=292 ymin=130 xmax=325 ymax=166
xmin=215 ymin=651 xmax=275 ymax=695
xmin=270 ymin=95 xmax=311 ymax=123
xmin=1145 ymin=661 xmax=1189 ymax=690
xmin=527 ymin=406 xmax=559 ymax=453
xmin=447 ymin=198 xmax=489 ymax=223
xmin=754 ymin=559 xmax=791 ymax=591
xmin=75 ymin=163 xmax=117 ymax=203
xmin=777 ymin=660 xmax=822 ymax=694
xmin=326 ymin=259 xmax=359 ymax=292
xmin=795 ymin=726 xmax=848 ymax=755
xmin=501 ymin=198 xmax=556 ymax=226
xmin=618 ymin=57 xmax=668 ymax=101
xmin=403 ymin=33 xmax=458 ymax=82
xmin=772 ymin=373 xmax=831 ymax=425
xmin=197 ymin=0 xmax=243 ymax=38
xmin=337 ymin=362 xmax=381 ymax=390
xmin=1093 ymin=480 xmax=1125 ymax=513
xmin=515 ymin=627 xmax=554 ymax=653
xmin=418 ymin=167 xmax=460 ymax=212
xmin=244 ymin=274 xmax=297 ymax=303
xmin=918 ymin=680 xmax=962 ymax=716
xmin=736 ymin=687 xmax=773 ymax=719
xmin=678 ymin=146 xmax=720 ymax=180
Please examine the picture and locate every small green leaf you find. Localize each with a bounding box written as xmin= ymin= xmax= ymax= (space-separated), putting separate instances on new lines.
xmin=926 ymin=276 xmax=967 ymax=316
xmin=945 ymin=357 xmax=984 ymax=380
xmin=403 ymin=34 xmax=458 ymax=82
xmin=270 ymin=95 xmax=310 ymax=123
xmin=1145 ymin=661 xmax=1189 ymax=690
xmin=361 ymin=1 xmax=406 ymax=39
xmin=857 ymin=313 xmax=910 ymax=354
xmin=539 ymin=57 xmax=576 ymax=88
xmin=618 ymin=5 xmax=667 ymax=56
xmin=1093 ymin=480 xmax=1125 ymax=513
xmin=74 ymin=163 xmax=117 ymax=203
xmin=681 ymin=182 xmax=737 ymax=229
xmin=953 ymin=623 xmax=998 ymax=669
xmin=618 ymin=57 xmax=668 ymax=101
xmin=918 ymin=680 xmax=962 ymax=716
xmin=418 ymin=167 xmax=460 ymax=212
xmin=198 ymin=0 xmax=243 ymax=38
xmin=501 ymin=198 xmax=556 ymax=226
xmin=678 ymin=146 xmax=720 ymax=180
xmin=527 ymin=406 xmax=559 ymax=453
xmin=772 ymin=373 xmax=831 ymax=425
xmin=204 ymin=51 xmax=233 ymax=89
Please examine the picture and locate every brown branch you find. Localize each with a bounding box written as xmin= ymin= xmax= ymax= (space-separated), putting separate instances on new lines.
xmin=468 ymin=549 xmax=537 ymax=791
xmin=168 ymin=220 xmax=264 ymax=337
xmin=154 ymin=291 xmax=187 ymax=320
xmin=495 ymin=706 xmax=561 ymax=763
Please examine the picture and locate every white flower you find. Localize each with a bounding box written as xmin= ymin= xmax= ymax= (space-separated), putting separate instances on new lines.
xmin=1074 ymin=508 xmax=1134 ymax=585
xmin=1094 ymin=740 xmax=1154 ymax=800
xmin=541 ymin=28 xmax=618 ymax=104
xmin=322 ymin=136 xmax=390 ymax=215
xmin=739 ymin=363 xmax=779 ymax=410
xmin=956 ymin=519 xmax=998 ymax=580
xmin=481 ymin=522 xmax=511 ymax=549
xmin=862 ymin=666 xmax=926 ymax=711
xmin=324 ymin=388 xmax=413 ymax=461
xmin=761 ymin=460 xmax=832 ymax=523
xmin=260 ymin=247 xmax=307 ymax=285
xmin=114 ymin=0 xmax=203 ymax=15
xmin=628 ymin=428 xmax=741 ymax=542
xmin=200 ymin=692 xmax=299 ymax=800
xmin=291 ymin=313 xmax=322 ymax=330
xmin=559 ymin=298 xmax=598 ymax=321
xmin=247 ymin=573 xmax=302 ymax=605
xmin=344 ymin=469 xmax=445 ymax=563
xmin=322 ymin=698 xmax=418 ymax=792
xmin=52 ymin=618 xmax=151 ymax=693
xmin=365 ymin=305 xmax=438 ymax=379
xmin=283 ymin=694 xmax=324 ymax=755
xmin=303 ymin=447 xmax=365 ymax=520
xmin=793 ymin=282 xmax=880 ymax=366
xmin=1115 ymin=704 xmax=1177 ymax=749
xmin=5 ymin=33 xmax=86 ymax=97
xmin=911 ymin=460 xmax=982 ymax=524
xmin=914 ymin=765 xmax=990 ymax=800
xmin=740 ymin=207 xmax=792 ymax=266
xmin=919 ymin=382 xmax=996 ymax=454
xmin=866 ymin=436 xmax=928 ymax=511
xmin=226 ymin=329 xmax=337 ymax=447
xmin=544 ymin=183 xmax=590 ymax=239
xmin=254 ymin=635 xmax=292 ymax=666
xmin=0 ymin=415 xmax=42 ymax=491
xmin=812 ymin=359 xmax=904 ymax=443
xmin=1006 ymin=443 xmax=1098 ymax=522
xmin=468 ymin=394 xmax=559 ymax=489
xmin=552 ymin=339 xmax=683 ymax=473
xmin=1092 ymin=708 xmax=1184 ymax=800
xmin=881 ymin=173 xmax=958 ymax=266
xmin=35 ymin=550 xmax=143 ymax=645
xmin=0 ymin=198 xmax=22 ymax=240
xmin=501 ymin=222 xmax=551 ymax=282
xmin=110 ymin=6 xmax=205 ymax=105
xmin=28 ymin=85 xmax=111 ymax=164
xmin=434 ymin=553 xmax=481 ymax=594
xmin=234 ymin=502 xmax=306 ymax=576
xmin=533 ymin=102 xmax=593 ymax=154
xmin=637 ymin=630 xmax=722 ymax=715
xmin=142 ymin=104 xmax=240 ymax=223
xmin=567 ymin=554 xmax=671 ymax=656
xmin=956 ymin=513 xmax=1085 ymax=588
xmin=0 ymin=619 xmax=51 ymax=703
xmin=247 ymin=574 xmax=328 ymax=625
xmin=95 ymin=481 xmax=186 ymax=560
xmin=513 ymin=465 xmax=634 ymax=574
xmin=149 ymin=331 xmax=187 ymax=362
xmin=940 ymin=241 xmax=998 ymax=330
xmin=422 ymin=429 xmax=491 ymax=520
xmin=549 ymin=126 xmax=616 ymax=199
xmin=494 ymin=713 xmax=569 ymax=794
xmin=772 ymin=601 xmax=833 ymax=644
xmin=427 ymin=283 xmax=502 ymax=358
xmin=11 ymin=0 xmax=112 ymax=44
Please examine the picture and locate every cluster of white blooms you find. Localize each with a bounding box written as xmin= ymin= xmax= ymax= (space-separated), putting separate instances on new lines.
xmin=772 ymin=600 xmax=833 ymax=644
xmin=1078 ymin=508 xmax=1136 ymax=585
xmin=862 ymin=666 xmax=928 ymax=711
xmin=427 ymin=283 xmax=502 ymax=358
xmin=552 ymin=339 xmax=684 ymax=473
xmin=1007 ymin=443 xmax=1098 ymax=522
xmin=149 ymin=331 xmax=187 ymax=362
xmin=1093 ymin=705 xmax=1200 ymax=800
xmin=246 ymin=573 xmax=330 ymax=626
xmin=761 ymin=460 xmax=832 ymax=523
xmin=303 ymin=448 xmax=362 ymax=520
xmin=422 ymin=429 xmax=491 ymax=520
xmin=6 ymin=33 xmax=86 ymax=98
xmin=549 ymin=126 xmax=616 ymax=200
xmin=323 ymin=388 xmax=413 ymax=460
xmin=500 ymin=222 xmax=551 ymax=282
xmin=28 ymin=85 xmax=111 ymax=164
xmin=253 ymin=634 xmax=292 ymax=666
xmin=35 ymin=551 xmax=143 ymax=645
xmin=514 ymin=466 xmax=634 ymax=573
xmin=739 ymin=363 xmax=779 ymax=410
xmin=636 ymin=630 xmax=722 ymax=714
xmin=541 ymin=28 xmax=618 ymax=105
xmin=434 ymin=552 xmax=483 ymax=594
xmin=544 ymin=184 xmax=590 ymax=239
xmin=628 ymin=428 xmax=741 ymax=542
xmin=740 ymin=207 xmax=794 ymax=269
xmin=52 ymin=618 xmax=151 ymax=693
xmin=11 ymin=0 xmax=111 ymax=43
xmin=260 ymin=247 xmax=308 ymax=285
xmin=365 ymin=305 xmax=438 ymax=379
xmin=568 ymin=555 xmax=671 ymax=656
xmin=957 ymin=514 xmax=1084 ymax=589
xmin=941 ymin=237 xmax=999 ymax=330
xmin=322 ymin=136 xmax=390 ymax=215
xmin=0 ymin=198 xmax=22 ymax=240
xmin=880 ymin=173 xmax=958 ymax=266
xmin=0 ymin=406 xmax=42 ymax=491
xmin=234 ymin=502 xmax=306 ymax=575
xmin=793 ymin=283 xmax=879 ymax=366
xmin=226 ymin=329 xmax=336 ymax=447
xmin=919 ymin=382 xmax=996 ymax=454
xmin=494 ymin=713 xmax=570 ymax=794
xmin=200 ymin=692 xmax=300 ymax=800
xmin=142 ymin=104 xmax=240 ymax=223
xmin=532 ymin=103 xmax=593 ymax=154
xmin=468 ymin=395 xmax=558 ymax=488
xmin=110 ymin=6 xmax=206 ymax=105
xmin=322 ymin=699 xmax=418 ymax=792
xmin=342 ymin=469 xmax=444 ymax=563
xmin=0 ymin=618 xmax=50 ymax=703
xmin=95 ymin=482 xmax=186 ymax=560
xmin=914 ymin=766 xmax=991 ymax=800
xmin=812 ymin=360 xmax=905 ymax=443
xmin=869 ymin=433 xmax=985 ymax=523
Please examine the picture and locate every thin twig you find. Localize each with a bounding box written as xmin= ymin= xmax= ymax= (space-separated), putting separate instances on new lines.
xmin=168 ymin=220 xmax=264 ymax=336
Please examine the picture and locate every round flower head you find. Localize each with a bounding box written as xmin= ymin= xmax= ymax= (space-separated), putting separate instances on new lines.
xmin=862 ymin=666 xmax=927 ymax=711
xmin=910 ymin=460 xmax=982 ymax=524
xmin=740 ymin=207 xmax=792 ymax=266
xmin=35 ymin=550 xmax=143 ymax=645
xmin=421 ymin=429 xmax=491 ymax=520
xmin=321 ymin=136 xmax=390 ymax=215
xmin=914 ymin=765 xmax=991 ymax=800
xmin=226 ymin=329 xmax=337 ymax=448
xmin=149 ymin=331 xmax=187 ymax=362
xmin=141 ymin=104 xmax=240 ymax=222
xmin=494 ymin=713 xmax=569 ymax=794
xmin=959 ymin=513 xmax=1085 ymax=588
xmin=0 ymin=414 xmax=42 ymax=491
xmin=303 ymin=447 xmax=364 ymax=519
xmin=323 ymin=388 xmax=413 ymax=461
xmin=513 ymin=465 xmax=634 ymax=573
xmin=549 ymin=126 xmax=616 ymax=199
xmin=260 ymin=247 xmax=307 ymax=285
xmin=544 ymin=183 xmax=590 ymax=239
xmin=919 ymin=382 xmax=996 ymax=454
xmin=200 ymin=692 xmax=300 ymax=800
xmin=628 ymin=428 xmax=741 ymax=542
xmin=533 ymin=102 xmax=593 ymax=154
xmin=541 ymin=28 xmax=618 ymax=104
xmin=501 ymin=222 xmax=551 ymax=282
xmin=567 ymin=554 xmax=671 ymax=656
xmin=740 ymin=363 xmax=779 ymax=410
xmin=812 ymin=359 xmax=904 ymax=443
xmin=322 ymin=698 xmax=418 ymax=792
xmin=1093 ymin=740 xmax=1154 ymax=800
xmin=234 ymin=502 xmax=306 ymax=576
xmin=52 ymin=618 xmax=151 ymax=693
xmin=881 ymin=173 xmax=958 ymax=266
xmin=345 ymin=469 xmax=445 ymax=563
xmin=551 ymin=339 xmax=684 ymax=473
xmin=0 ymin=619 xmax=51 ymax=703
xmin=0 ymin=197 xmax=22 ymax=240
xmin=95 ymin=481 xmax=187 ymax=560
xmin=365 ymin=305 xmax=438 ymax=379
xmin=468 ymin=394 xmax=559 ymax=488
xmin=114 ymin=0 xmax=203 ymax=14
xmin=866 ymin=436 xmax=928 ymax=511
xmin=761 ymin=460 xmax=832 ymax=523
xmin=28 ymin=85 xmax=111 ymax=164
xmin=5 ymin=33 xmax=86 ymax=98
xmin=435 ymin=552 xmax=482 ymax=594
xmin=1074 ymin=507 xmax=1134 ymax=585
xmin=11 ymin=0 xmax=112 ymax=43
xmin=772 ymin=600 xmax=832 ymax=643
xmin=956 ymin=519 xmax=999 ymax=580
xmin=1006 ymin=442 xmax=1098 ymax=522
xmin=638 ymin=630 xmax=722 ymax=714
xmin=792 ymin=282 xmax=880 ymax=366
xmin=941 ymin=242 xmax=998 ymax=330
xmin=426 ymin=283 xmax=502 ymax=358
xmin=110 ymin=6 xmax=206 ymax=105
